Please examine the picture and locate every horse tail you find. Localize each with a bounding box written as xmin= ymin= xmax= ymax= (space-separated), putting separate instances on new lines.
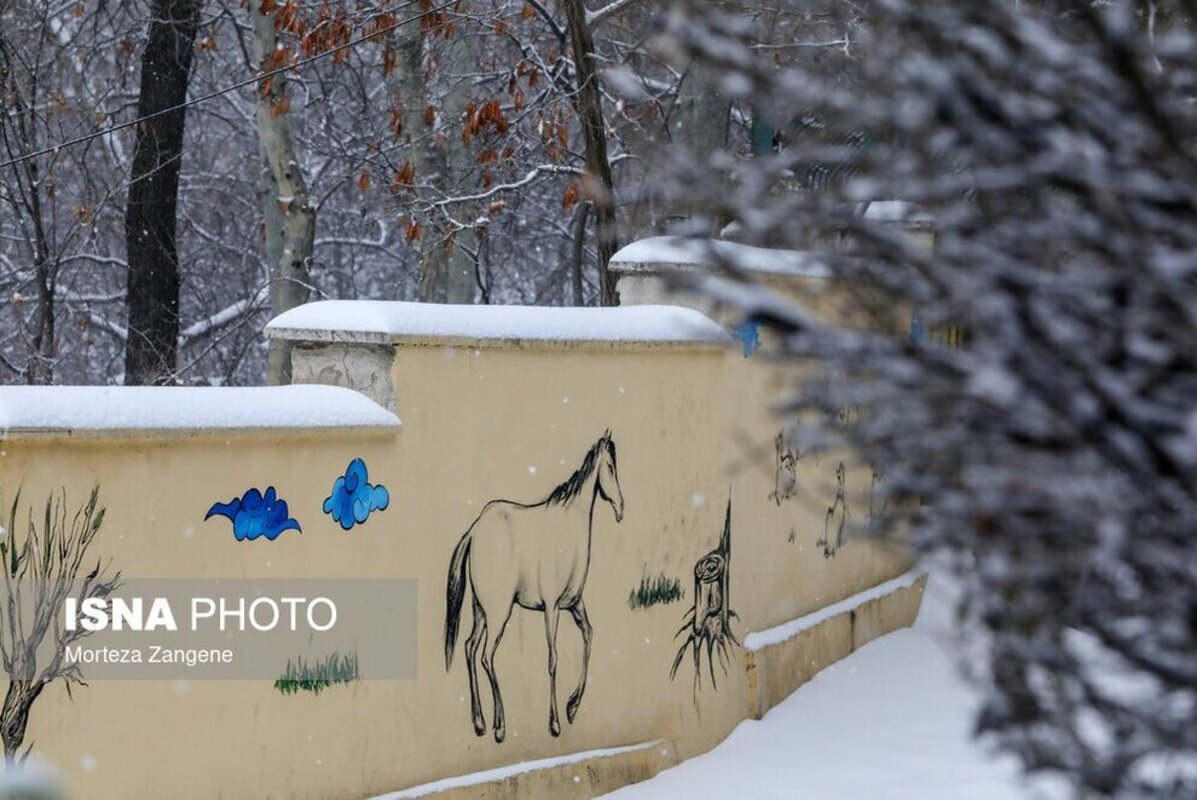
xmin=444 ymin=528 xmax=473 ymax=671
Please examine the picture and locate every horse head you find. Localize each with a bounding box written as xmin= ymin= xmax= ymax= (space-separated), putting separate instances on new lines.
xmin=597 ymin=432 xmax=624 ymax=522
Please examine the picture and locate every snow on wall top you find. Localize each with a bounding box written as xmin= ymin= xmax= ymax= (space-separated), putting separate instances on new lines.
xmin=0 ymin=385 xmax=400 ymax=437
xmin=743 ymin=568 xmax=926 ymax=652
xmin=861 ymin=200 xmax=934 ymax=227
xmin=265 ymin=300 xmax=732 ymax=346
xmin=610 ymin=236 xmax=832 ymax=277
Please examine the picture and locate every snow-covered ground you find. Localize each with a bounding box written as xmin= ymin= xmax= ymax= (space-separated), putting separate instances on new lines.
xmin=602 ymin=575 xmax=1049 ymax=800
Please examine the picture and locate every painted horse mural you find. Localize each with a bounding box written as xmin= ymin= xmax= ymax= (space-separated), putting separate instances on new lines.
xmin=444 ymin=431 xmax=625 ymax=743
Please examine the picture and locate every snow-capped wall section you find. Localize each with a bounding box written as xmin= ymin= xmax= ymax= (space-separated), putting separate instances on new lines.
xmin=610 ymin=236 xmax=832 ymax=277
xmin=265 ymin=300 xmax=732 ymax=346
xmin=0 ymin=385 xmax=400 ymax=437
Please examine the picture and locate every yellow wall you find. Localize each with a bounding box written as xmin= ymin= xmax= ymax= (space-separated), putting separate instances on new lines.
xmin=0 ymin=332 xmax=912 ymax=799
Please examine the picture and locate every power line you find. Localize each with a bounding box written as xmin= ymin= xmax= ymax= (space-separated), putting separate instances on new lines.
xmin=0 ymin=0 xmax=453 ymax=171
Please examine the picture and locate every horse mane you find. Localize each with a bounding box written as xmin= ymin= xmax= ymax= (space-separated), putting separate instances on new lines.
xmin=545 ymin=431 xmax=615 ymax=507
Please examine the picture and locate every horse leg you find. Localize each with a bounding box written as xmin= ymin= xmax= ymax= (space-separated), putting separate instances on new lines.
xmin=544 ymin=607 xmax=561 ymax=737
xmin=565 ymin=597 xmax=592 ymax=724
xmin=465 ymin=595 xmax=487 ymax=736
xmin=480 ymin=603 xmax=512 ymax=743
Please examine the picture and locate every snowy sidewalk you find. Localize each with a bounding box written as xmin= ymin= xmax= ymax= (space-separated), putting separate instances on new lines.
xmin=602 ymin=577 xmax=1038 ymax=800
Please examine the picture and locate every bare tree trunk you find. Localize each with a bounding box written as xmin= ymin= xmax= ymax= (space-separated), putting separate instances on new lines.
xmin=252 ymin=1 xmax=314 ymax=385
xmin=124 ymin=0 xmax=202 ymax=385
xmin=443 ymin=229 xmax=476 ymax=304
xmin=399 ymin=32 xmax=448 ymax=303
xmin=571 ymin=201 xmax=590 ymax=306
xmin=673 ymin=65 xmax=731 ymax=232
xmin=0 ymin=20 xmax=77 ymax=385
xmin=562 ymin=0 xmax=619 ymax=306
xmin=441 ymin=32 xmax=477 ymax=305
xmin=475 ymin=221 xmax=491 ymax=304
xmin=0 ymin=31 xmax=56 ymax=384
xmin=401 ymin=29 xmax=478 ymax=305
xmin=673 ymin=64 xmax=731 ymax=160
xmin=22 ymin=161 xmax=53 ymax=385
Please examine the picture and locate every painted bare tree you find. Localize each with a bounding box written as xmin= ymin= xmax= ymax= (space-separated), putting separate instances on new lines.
xmin=0 ymin=487 xmax=119 ymax=760
xmin=658 ymin=1 xmax=1197 ymax=796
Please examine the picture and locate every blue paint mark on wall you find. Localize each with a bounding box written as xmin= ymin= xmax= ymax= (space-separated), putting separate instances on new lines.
xmin=205 ymin=487 xmax=302 ymax=541
xmin=324 ymin=458 xmax=390 ymax=530
xmin=734 ymin=321 xmax=761 ymax=358
xmin=910 ymin=312 xmax=925 ymax=344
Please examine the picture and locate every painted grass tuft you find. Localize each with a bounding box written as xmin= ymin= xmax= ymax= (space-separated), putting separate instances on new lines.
xmin=628 ymin=572 xmax=684 ymax=610
xmin=274 ymin=651 xmax=360 ymax=696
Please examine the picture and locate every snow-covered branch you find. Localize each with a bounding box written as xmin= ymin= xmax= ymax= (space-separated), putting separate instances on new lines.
xmin=587 ymin=0 xmax=643 ymax=28
xmin=428 ymin=164 xmax=581 ymax=208
xmin=179 ymin=285 xmax=270 ymax=342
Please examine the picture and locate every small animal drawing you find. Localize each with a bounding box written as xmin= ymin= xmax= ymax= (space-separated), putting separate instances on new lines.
xmin=818 ymin=462 xmax=849 ymax=557
xmin=869 ymin=470 xmax=882 ymax=523
xmin=205 ymin=487 xmax=301 ymax=541
xmin=770 ymin=426 xmax=804 ymax=505
xmin=444 ymin=431 xmax=625 ymax=743
xmin=833 ymin=404 xmax=858 ymax=430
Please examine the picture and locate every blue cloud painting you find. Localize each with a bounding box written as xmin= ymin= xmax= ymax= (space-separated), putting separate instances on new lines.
xmin=324 ymin=458 xmax=390 ymax=530
xmin=205 ymin=487 xmax=302 ymax=542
